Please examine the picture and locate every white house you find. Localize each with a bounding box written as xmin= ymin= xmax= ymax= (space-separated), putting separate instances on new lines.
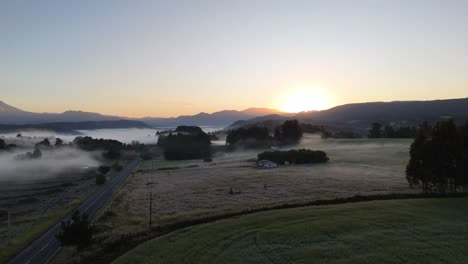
xmin=257 ymin=160 xmax=278 ymax=169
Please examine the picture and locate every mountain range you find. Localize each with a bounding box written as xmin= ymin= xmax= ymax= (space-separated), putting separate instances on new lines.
xmin=227 ymin=98 xmax=468 ymax=132
xmin=0 ymin=101 xmax=286 ymax=127
xmin=0 ymin=101 xmax=119 ymax=124
xmin=1 ymin=98 xmax=467 ymax=132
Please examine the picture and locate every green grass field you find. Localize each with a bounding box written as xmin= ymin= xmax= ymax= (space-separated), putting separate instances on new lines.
xmin=115 ymin=198 xmax=468 ymax=264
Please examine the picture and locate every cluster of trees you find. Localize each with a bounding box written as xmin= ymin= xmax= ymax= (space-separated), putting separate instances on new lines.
xmin=0 ymin=138 xmax=16 ymax=151
xmin=226 ymin=126 xmax=270 ymax=149
xmin=273 ymin=120 xmax=303 ymax=144
xmin=368 ymin=122 xmax=417 ymax=138
xmin=258 ymin=149 xmax=329 ymax=164
xmin=157 ymin=126 xmax=211 ymax=160
xmin=227 ymin=120 xmax=303 ymax=149
xmin=56 ymin=211 xmax=94 ymax=250
xmin=321 ymin=130 xmax=362 ymax=139
xmin=13 ymin=138 xmax=59 ymax=160
xmin=73 ymin=136 xmax=125 ymax=160
xmin=175 ymin=125 xmax=204 ymax=134
xmin=406 ymin=120 xmax=468 ymax=193
xmin=34 ymin=138 xmax=65 ymax=149
xmin=299 ymin=124 xmax=323 ymax=134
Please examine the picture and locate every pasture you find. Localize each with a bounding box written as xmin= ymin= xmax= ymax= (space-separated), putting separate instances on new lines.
xmin=0 ymin=170 xmax=100 ymax=263
xmin=53 ymin=135 xmax=417 ymax=263
xmin=102 ymin=135 xmax=413 ymax=230
xmin=115 ymin=197 xmax=468 ymax=264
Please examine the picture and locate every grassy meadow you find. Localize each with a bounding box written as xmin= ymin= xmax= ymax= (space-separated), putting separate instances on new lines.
xmin=100 ymin=135 xmax=413 ymax=231
xmin=115 ymin=197 xmax=468 ymax=264
xmin=53 ymin=134 xmax=418 ymax=263
xmin=0 ymin=162 xmax=128 ymax=263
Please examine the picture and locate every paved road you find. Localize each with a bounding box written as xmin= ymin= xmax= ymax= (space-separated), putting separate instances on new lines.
xmin=7 ymin=159 xmax=142 ymax=264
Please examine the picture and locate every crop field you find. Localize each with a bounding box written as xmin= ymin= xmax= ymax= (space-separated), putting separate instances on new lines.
xmin=49 ymin=135 xmax=418 ymax=263
xmin=115 ymin=197 xmax=468 ymax=264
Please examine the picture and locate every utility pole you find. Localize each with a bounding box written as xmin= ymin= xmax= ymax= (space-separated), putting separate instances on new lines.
xmin=149 ymin=191 xmax=152 ymax=231
xmin=8 ymin=211 xmax=11 ymax=245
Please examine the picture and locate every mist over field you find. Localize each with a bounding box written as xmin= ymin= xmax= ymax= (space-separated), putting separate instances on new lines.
xmin=0 ymin=127 xmax=226 ymax=182
xmin=0 ymin=147 xmax=100 ymax=181
xmin=0 ymin=127 xmax=224 ymax=144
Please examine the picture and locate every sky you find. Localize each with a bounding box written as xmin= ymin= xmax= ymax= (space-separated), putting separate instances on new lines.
xmin=1 ymin=0 xmax=468 ymax=117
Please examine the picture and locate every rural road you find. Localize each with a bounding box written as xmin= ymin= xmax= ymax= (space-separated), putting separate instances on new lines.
xmin=7 ymin=158 xmax=142 ymax=264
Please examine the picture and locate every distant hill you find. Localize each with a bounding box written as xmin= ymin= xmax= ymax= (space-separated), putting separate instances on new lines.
xmin=226 ymin=114 xmax=287 ymax=130
xmin=0 ymin=101 xmax=285 ymax=128
xmin=0 ymin=101 xmax=24 ymax=113
xmin=226 ymin=98 xmax=468 ymax=132
xmin=141 ymin=108 xmax=287 ymax=127
xmin=0 ymin=101 xmax=122 ymax=124
xmin=296 ymin=98 xmax=468 ymax=124
xmin=0 ymin=120 xmax=150 ymax=134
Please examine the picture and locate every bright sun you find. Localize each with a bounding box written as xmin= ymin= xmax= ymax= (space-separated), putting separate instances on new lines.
xmin=280 ymin=90 xmax=330 ymax=113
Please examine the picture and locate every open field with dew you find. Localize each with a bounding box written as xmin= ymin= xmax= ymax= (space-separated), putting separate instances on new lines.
xmin=53 ymin=134 xmax=416 ymax=263
xmin=107 ymin=134 xmax=413 ymax=227
xmin=0 ymin=158 xmax=129 ymax=263
xmin=115 ymin=197 xmax=468 ymax=264
xmin=0 ymin=170 xmax=99 ymax=262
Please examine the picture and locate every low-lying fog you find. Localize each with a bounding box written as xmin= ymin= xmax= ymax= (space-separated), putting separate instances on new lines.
xmin=0 ymin=127 xmax=224 ymax=145
xmin=0 ymin=127 xmax=225 ymax=181
xmin=0 ymin=147 xmax=100 ymax=181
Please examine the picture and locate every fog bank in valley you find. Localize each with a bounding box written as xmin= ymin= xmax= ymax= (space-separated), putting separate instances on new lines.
xmin=0 ymin=146 xmax=100 ymax=181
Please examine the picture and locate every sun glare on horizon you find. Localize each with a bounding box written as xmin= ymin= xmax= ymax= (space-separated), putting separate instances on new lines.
xmin=279 ymin=89 xmax=330 ymax=113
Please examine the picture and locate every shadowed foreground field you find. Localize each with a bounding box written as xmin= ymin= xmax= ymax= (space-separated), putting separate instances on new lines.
xmin=115 ymin=198 xmax=468 ymax=264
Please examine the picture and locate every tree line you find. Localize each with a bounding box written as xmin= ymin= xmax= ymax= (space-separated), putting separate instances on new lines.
xmin=368 ymin=122 xmax=417 ymax=138
xmin=157 ymin=126 xmax=212 ymax=160
xmin=226 ymin=120 xmax=303 ymax=149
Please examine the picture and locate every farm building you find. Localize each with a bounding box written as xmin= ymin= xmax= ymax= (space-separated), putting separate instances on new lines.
xmin=257 ymin=160 xmax=278 ymax=169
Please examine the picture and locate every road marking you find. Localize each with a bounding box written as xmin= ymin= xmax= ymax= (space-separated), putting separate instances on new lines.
xmin=46 ymin=246 xmax=62 ymax=263
xmin=25 ymin=242 xmax=50 ymax=264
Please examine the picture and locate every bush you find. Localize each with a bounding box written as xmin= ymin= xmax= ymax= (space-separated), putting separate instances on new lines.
xmin=258 ymin=149 xmax=329 ymax=164
xmin=96 ymin=173 xmax=106 ymax=185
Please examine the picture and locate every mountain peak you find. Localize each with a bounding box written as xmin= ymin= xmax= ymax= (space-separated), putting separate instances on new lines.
xmin=0 ymin=101 xmax=25 ymax=113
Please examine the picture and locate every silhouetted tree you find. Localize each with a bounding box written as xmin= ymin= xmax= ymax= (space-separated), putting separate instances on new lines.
xmin=55 ymin=138 xmax=64 ymax=147
xmin=384 ymin=125 xmax=395 ymax=138
xmin=280 ymin=120 xmax=302 ymax=144
xmin=96 ymin=174 xmax=106 ymax=185
xmin=56 ymin=211 xmax=94 ymax=249
xmin=35 ymin=138 xmax=51 ymax=149
xmin=27 ymin=149 xmax=42 ymax=159
xmin=98 ymin=165 xmax=111 ymax=175
xmin=368 ymin=122 xmax=382 ymax=138
xmin=406 ymin=120 xmax=466 ymax=193
xmin=0 ymin=139 xmax=6 ymax=150
xmin=158 ymin=126 xmax=211 ymax=160
xmin=226 ymin=126 xmax=271 ymax=149
xmin=274 ymin=127 xmax=281 ymax=140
